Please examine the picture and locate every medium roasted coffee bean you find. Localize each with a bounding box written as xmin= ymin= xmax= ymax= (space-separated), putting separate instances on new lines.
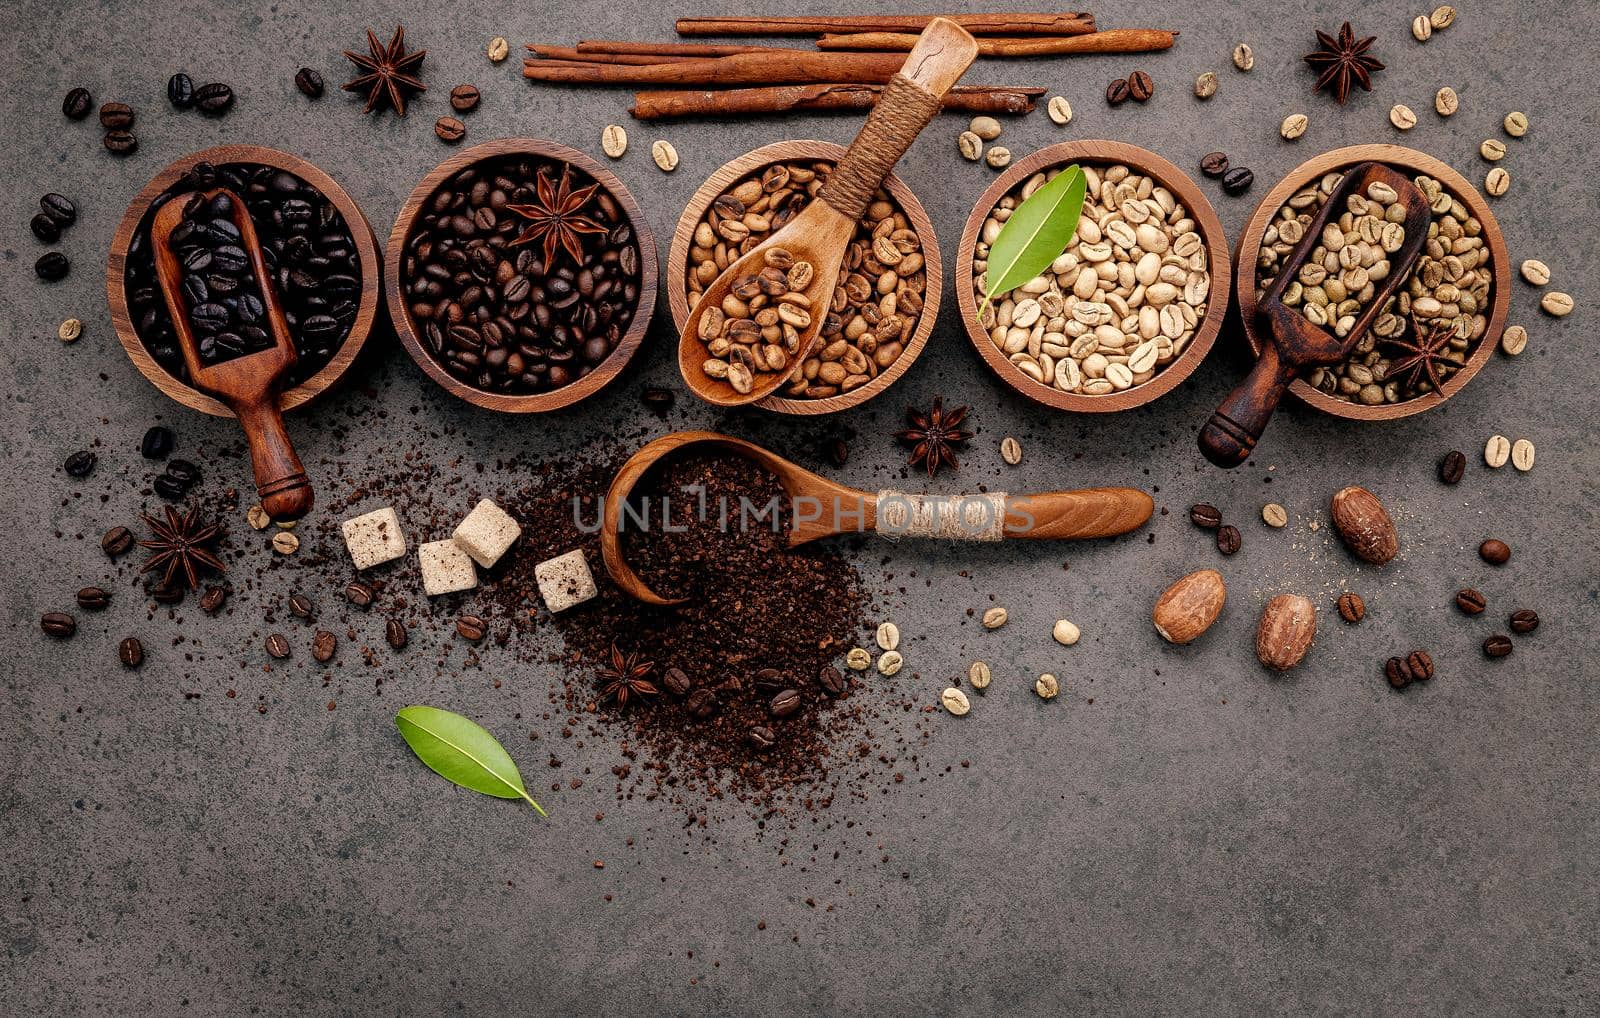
xmin=31 ymin=214 xmax=60 ymax=243
xmin=661 ymin=667 xmax=691 ymax=696
xmin=153 ymin=474 xmax=188 ymax=501
xmin=344 ymin=580 xmax=375 ymax=607
xmin=288 ymin=593 xmax=314 ymax=619
xmin=200 ymin=585 xmax=228 ymax=614
xmin=1337 ymin=592 xmax=1365 ymax=623
xmin=385 ymin=618 xmax=408 ymax=649
xmin=1406 ymin=650 xmax=1434 ymax=682
xmin=1439 ymin=450 xmax=1466 ymax=485
xmin=295 ymin=67 xmax=324 ymax=98
xmin=1455 ymin=588 xmax=1486 ymax=615
xmin=311 ymin=630 xmax=337 ymax=662
xmin=64 ymin=449 xmax=96 ymax=476
xmin=36 ymin=252 xmax=71 ymax=280
xmin=817 ymin=665 xmax=846 ymax=696
xmin=1128 ymin=70 xmax=1154 ymax=102
xmin=1221 ymin=166 xmax=1255 ymax=195
xmin=119 ymin=636 xmax=145 ymax=668
xmin=63 ymin=87 xmax=93 ymax=119
xmin=77 ymin=586 xmax=110 ymax=610
xmin=265 ymin=633 xmax=291 ymax=659
xmin=1479 ymin=539 xmax=1511 ymax=565
xmin=103 ymin=130 xmax=137 ymax=156
xmin=456 ymin=614 xmax=487 ymax=641
xmin=194 ymin=82 xmax=234 ymax=115
xmin=827 ymin=439 xmax=849 ymax=468
xmin=434 ymin=117 xmax=466 ymax=143
xmin=1384 ymin=656 xmax=1412 ymax=689
xmin=41 ymin=612 xmax=76 ymax=638
xmin=41 ymin=193 xmax=77 ymax=226
xmin=747 ymin=726 xmax=777 ymax=750
xmin=102 ymin=526 xmax=134 ymax=557
xmin=1200 ymin=152 xmax=1230 ymax=178
xmin=1216 ymin=524 xmax=1241 ymax=555
xmin=167 ymin=73 xmax=195 ymax=108
xmin=449 ymin=84 xmax=480 ymax=112
xmin=1189 ymin=503 xmax=1222 ymax=528
xmin=769 ymin=688 xmax=803 ymax=718
xmin=1482 ymin=634 xmax=1514 ymax=658
xmin=1105 ymin=77 xmax=1131 ymax=105
xmin=99 ymin=101 xmax=134 ymax=129
xmin=149 ymin=582 xmax=183 ymax=605
xmin=141 ymin=425 xmax=174 ymax=459
xmin=752 ymin=668 xmax=787 ymax=695
xmin=685 ymin=688 xmax=718 ymax=719
xmin=641 ymin=387 xmax=674 ymax=413
xmin=1509 ymin=609 xmax=1539 ymax=634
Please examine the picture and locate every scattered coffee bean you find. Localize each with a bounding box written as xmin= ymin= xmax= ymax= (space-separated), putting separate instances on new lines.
xmin=63 ymin=87 xmax=93 ymax=119
xmin=63 ymin=449 xmax=96 ymax=477
xmin=817 ymin=666 xmax=846 ymax=697
xmin=1280 ymin=113 xmax=1308 ymax=140
xmin=1483 ymin=634 xmax=1514 ymax=658
xmin=58 ymin=318 xmax=83 ymax=342
xmin=41 ymin=612 xmax=76 ymax=638
xmin=36 ymin=252 xmax=71 ymax=281
xmin=246 ymin=504 xmax=271 ymax=530
xmin=311 ymin=629 xmax=337 ymax=662
xmin=968 ymin=661 xmax=991 ymax=689
xmin=119 ymin=636 xmax=145 ymax=668
xmin=1105 ymin=78 xmax=1130 ymax=105
xmin=984 ymin=146 xmax=1012 ymax=169
xmin=746 ymin=726 xmax=776 ymax=749
xmin=31 ymin=214 xmax=61 ymax=243
xmin=635 ymin=386 xmax=674 ymax=414
xmin=153 ymin=475 xmax=187 ymax=501
xmin=685 ymin=688 xmax=718 ymax=718
xmin=1200 ymin=152 xmax=1229 ymax=178
xmin=968 ymin=115 xmax=1002 ymax=141
xmin=1052 ymin=619 xmax=1081 ymax=646
xmin=1479 ymin=538 xmax=1511 ymax=565
xmin=487 ymin=37 xmax=510 ymax=62
xmin=1519 ymin=259 xmax=1552 ymax=287
xmin=1511 ymin=438 xmax=1535 ymax=472
xmin=1034 ymin=673 xmax=1059 ymax=700
xmin=295 ymin=67 xmax=324 ymax=98
xmin=287 ymin=593 xmax=314 ymax=619
xmin=957 ymin=130 xmax=983 ymax=161
xmin=1127 ymin=70 xmax=1154 ymax=102
xmin=1408 ymin=650 xmax=1435 ymax=681
xmin=265 ymin=633 xmax=291 ymax=659
xmin=845 ymin=647 xmax=871 ymax=671
xmin=601 ymin=124 xmax=628 ymax=158
xmin=1503 ymin=111 xmax=1528 ymax=137
xmin=103 ymin=130 xmax=137 ymax=156
xmin=272 ymin=531 xmax=300 ymax=555
xmin=981 ymin=607 xmax=1007 ymax=630
xmin=77 ymin=586 xmax=110 ymax=610
xmin=167 ymin=73 xmax=195 ymax=109
xmin=1439 ymin=449 xmax=1466 ymax=484
xmin=1221 ymin=166 xmax=1254 ymax=195
xmin=769 ymin=688 xmax=803 ymax=718
xmin=1189 ymin=503 xmax=1222 ymax=529
xmin=1337 ymin=592 xmax=1365 ymax=623
xmin=450 ymin=84 xmax=481 ymax=113
xmin=1455 ymin=588 xmax=1486 ymax=615
xmin=456 ymin=614 xmax=487 ymax=641
xmin=1432 ymin=6 xmax=1458 ymax=29
xmin=194 ymin=82 xmax=235 ymax=115
xmin=1047 ymin=95 xmax=1073 ymax=123
xmin=940 ymin=687 xmax=971 ymax=716
xmin=1435 ymin=87 xmax=1458 ymax=117
xmin=149 ymin=582 xmax=183 ymax=605
xmin=99 ymin=101 xmax=134 ymax=129
xmin=1262 ymin=503 xmax=1288 ymax=528
xmin=1412 ymin=15 xmax=1433 ymax=41
xmin=1509 ymin=609 xmax=1539 ymax=634
xmin=1539 ymin=292 xmax=1573 ymax=317
xmin=1484 ymin=167 xmax=1510 ymax=197
xmin=385 ymin=618 xmax=408 ymax=649
xmin=1484 ymin=435 xmax=1511 ymax=468
xmin=1216 ymin=524 xmax=1241 ymax=555
xmin=140 ymin=426 xmax=174 ymax=459
xmin=876 ymin=621 xmax=900 ymax=650
xmin=876 ymin=650 xmax=904 ymax=676
xmin=1194 ymin=72 xmax=1218 ymax=99
xmin=662 ymin=667 xmax=691 ymax=696
xmin=651 ymin=139 xmax=678 ymax=171
xmin=1000 ymin=436 xmax=1022 ymax=465
xmin=102 ymin=526 xmax=134 ymax=557
xmin=41 ymin=193 xmax=77 ymax=227
xmin=1480 ymin=138 xmax=1506 ymax=161
xmin=201 ymin=585 xmax=228 ymax=614
xmin=434 ymin=116 xmax=466 ymax=143
xmin=1389 ymin=104 xmax=1418 ymax=131
xmin=1385 ymin=656 xmax=1414 ymax=689
xmin=1232 ymin=42 xmax=1254 ymax=71
xmin=344 ymin=580 xmax=375 ymax=607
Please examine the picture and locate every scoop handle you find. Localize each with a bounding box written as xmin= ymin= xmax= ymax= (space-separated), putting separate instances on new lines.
xmin=234 ymin=394 xmax=314 ymax=521
xmin=1198 ymin=343 xmax=1298 ymax=468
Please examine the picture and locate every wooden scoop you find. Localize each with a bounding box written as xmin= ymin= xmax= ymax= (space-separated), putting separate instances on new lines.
xmin=1198 ymin=163 xmax=1434 ymax=468
xmin=600 ymin=430 xmax=1154 ymax=606
xmin=151 ymin=189 xmax=314 ymax=520
xmin=677 ymin=18 xmax=979 ymax=407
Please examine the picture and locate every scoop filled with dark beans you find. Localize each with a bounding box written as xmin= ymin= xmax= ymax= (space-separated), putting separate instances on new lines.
xmin=166 ymin=191 xmax=276 ymax=365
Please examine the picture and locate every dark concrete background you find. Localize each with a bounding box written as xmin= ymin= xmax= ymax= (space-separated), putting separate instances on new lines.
xmin=3 ymin=1 xmax=1596 ymax=1014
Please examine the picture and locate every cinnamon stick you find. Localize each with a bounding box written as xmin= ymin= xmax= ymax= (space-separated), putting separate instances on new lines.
xmin=629 ymin=84 xmax=1045 ymax=120
xmin=675 ymin=13 xmax=1095 ymax=37
xmin=577 ymin=40 xmax=777 ymax=58
xmin=528 ymin=45 xmax=700 ymax=65
xmin=816 ymin=28 xmax=1178 ymax=57
xmin=524 ymin=50 xmax=930 ymax=87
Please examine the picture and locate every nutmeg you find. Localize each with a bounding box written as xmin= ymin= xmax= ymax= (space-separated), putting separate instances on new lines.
xmin=1256 ymin=593 xmax=1317 ymax=671
xmin=1330 ymin=486 xmax=1399 ymax=565
xmin=1152 ymin=569 xmax=1227 ymax=645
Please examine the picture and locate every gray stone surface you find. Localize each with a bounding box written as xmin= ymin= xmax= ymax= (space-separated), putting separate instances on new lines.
xmin=2 ymin=1 xmax=1597 ymax=1014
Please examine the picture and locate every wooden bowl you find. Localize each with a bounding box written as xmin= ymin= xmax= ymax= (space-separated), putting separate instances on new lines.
xmin=108 ymin=145 xmax=382 ymax=417
xmin=386 ymin=138 xmax=658 ymax=413
xmin=954 ymin=141 xmax=1231 ymax=413
xmin=1235 ymin=144 xmax=1510 ymax=420
xmin=666 ymin=140 xmax=942 ymax=415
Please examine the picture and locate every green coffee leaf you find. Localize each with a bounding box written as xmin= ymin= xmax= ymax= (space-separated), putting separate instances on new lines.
xmin=395 ymin=706 xmax=547 ymax=816
xmin=980 ymin=165 xmax=1088 ymax=318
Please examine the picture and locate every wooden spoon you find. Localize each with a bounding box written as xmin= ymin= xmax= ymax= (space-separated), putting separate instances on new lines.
xmin=151 ymin=188 xmax=314 ymax=520
xmin=1198 ymin=163 xmax=1433 ymax=468
xmin=600 ymin=430 xmax=1154 ymax=606
xmin=677 ymin=18 xmax=979 ymax=407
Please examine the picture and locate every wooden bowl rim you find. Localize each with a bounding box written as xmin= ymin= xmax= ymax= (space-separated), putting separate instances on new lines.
xmin=106 ymin=144 xmax=383 ymax=418
xmin=384 ymin=137 xmax=659 ymax=414
xmin=665 ymin=140 xmax=942 ymax=416
xmin=953 ymin=140 xmax=1232 ymax=414
xmin=1234 ymin=144 xmax=1510 ymax=421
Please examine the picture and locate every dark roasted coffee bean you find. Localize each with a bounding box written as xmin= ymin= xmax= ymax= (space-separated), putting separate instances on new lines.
xmin=311 ymin=630 xmax=337 ymax=662
xmin=63 ymin=449 xmax=96 ymax=476
xmin=1384 ymin=656 xmax=1411 ymax=689
xmin=769 ymin=688 xmax=803 ymax=718
xmin=41 ymin=193 xmax=77 ymax=226
xmin=1455 ymin=588 xmax=1486 ymax=615
xmin=456 ymin=614 xmax=487 ymax=641
xmin=150 ymin=582 xmax=183 ymax=605
xmin=752 ymin=668 xmax=787 ymax=695
xmin=1128 ymin=70 xmax=1154 ymax=102
xmin=153 ymin=474 xmax=188 ymax=501
xmin=385 ymin=618 xmax=408 ymax=649
xmin=140 ymin=425 xmax=174 ymax=459
xmin=449 ymin=84 xmax=481 ymax=112
xmin=200 ymin=585 xmax=228 ymax=614
xmin=36 ymin=252 xmax=71 ymax=280
xmin=1406 ymin=650 xmax=1434 ymax=682
xmin=1200 ymin=152 xmax=1230 ymax=178
xmin=31 ymin=213 xmax=60 ymax=243
xmin=1479 ymin=539 xmax=1511 ymax=565
xmin=77 ymin=586 xmax=110 ymax=610
xmin=99 ymin=101 xmax=134 ymax=129
xmin=103 ymin=130 xmax=137 ymax=156
xmin=747 ymin=726 xmax=776 ymax=750
xmin=1439 ymin=450 xmax=1466 ymax=485
xmin=265 ymin=633 xmax=291 ymax=659
xmin=685 ymin=688 xmax=717 ymax=719
xmin=1105 ymin=78 xmax=1130 ymax=105
xmin=288 ymin=593 xmax=314 ymax=619
xmin=167 ymin=73 xmax=195 ymax=108
xmin=165 ymin=459 xmax=201 ymax=485
xmin=1337 ymin=592 xmax=1365 ymax=623
xmin=1222 ymin=167 xmax=1255 ymax=196
xmin=295 ymin=67 xmax=324 ymax=98
xmin=641 ymin=387 xmax=674 ymax=413
xmin=1483 ymin=634 xmax=1514 ymax=658
xmin=102 ymin=525 xmax=134 ymax=557
xmin=41 ymin=612 xmax=77 ymax=638
xmin=1216 ymin=524 xmax=1241 ymax=555
xmin=63 ymin=87 xmax=93 ymax=119
xmin=118 ymin=636 xmax=145 ymax=668
xmin=344 ymin=580 xmax=375 ymax=608
xmin=1189 ymin=503 xmax=1222 ymax=528
xmin=1509 ymin=609 xmax=1539 ymax=634
xmin=817 ymin=666 xmax=846 ymax=696
xmin=194 ymin=82 xmax=235 ymax=115
xmin=662 ymin=667 xmax=691 ymax=696
xmin=435 ymin=117 xmax=466 ymax=143
xmin=827 ymin=438 xmax=850 ymax=468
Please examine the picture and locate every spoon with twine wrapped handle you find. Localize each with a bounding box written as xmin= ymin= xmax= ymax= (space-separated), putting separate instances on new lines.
xmin=600 ymin=430 xmax=1154 ymax=606
xmin=677 ymin=18 xmax=979 ymax=407
xmin=151 ymin=189 xmax=314 ymax=520
xmin=1198 ymin=163 xmax=1434 ymax=467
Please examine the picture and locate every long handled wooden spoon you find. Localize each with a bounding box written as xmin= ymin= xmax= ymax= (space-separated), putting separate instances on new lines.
xmin=1198 ymin=162 xmax=1433 ymax=468
xmin=677 ymin=18 xmax=979 ymax=407
xmin=600 ymin=431 xmax=1154 ymax=606
xmin=151 ymin=189 xmax=314 ymax=520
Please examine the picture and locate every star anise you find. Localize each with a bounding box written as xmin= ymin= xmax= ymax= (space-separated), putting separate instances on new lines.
xmin=1385 ymin=319 xmax=1464 ymax=394
xmin=506 ymin=165 xmax=609 ymax=269
xmin=342 ymin=26 xmax=427 ymax=117
xmin=896 ymin=398 xmax=972 ymax=478
xmin=138 ymin=505 xmax=225 ymax=590
xmin=594 ymin=643 xmax=659 ymax=711
xmin=1304 ymin=22 xmax=1383 ymax=105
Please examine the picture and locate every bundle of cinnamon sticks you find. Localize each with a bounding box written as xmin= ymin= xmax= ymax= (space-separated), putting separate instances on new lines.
xmin=520 ymin=11 xmax=1180 ymax=120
